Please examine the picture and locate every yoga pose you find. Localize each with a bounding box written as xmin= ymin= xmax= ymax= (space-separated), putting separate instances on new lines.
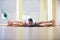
xmin=7 ymin=18 xmax=55 ymax=27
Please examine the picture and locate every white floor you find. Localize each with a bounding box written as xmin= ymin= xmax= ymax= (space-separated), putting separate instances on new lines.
xmin=0 ymin=26 xmax=59 ymax=40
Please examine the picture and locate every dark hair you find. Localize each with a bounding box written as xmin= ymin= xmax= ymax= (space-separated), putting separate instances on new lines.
xmin=28 ymin=18 xmax=33 ymax=22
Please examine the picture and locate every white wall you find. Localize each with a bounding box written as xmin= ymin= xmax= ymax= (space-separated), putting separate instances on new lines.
xmin=56 ymin=0 xmax=60 ymax=25
xmin=0 ymin=0 xmax=16 ymax=24
xmin=22 ymin=0 xmax=40 ymax=21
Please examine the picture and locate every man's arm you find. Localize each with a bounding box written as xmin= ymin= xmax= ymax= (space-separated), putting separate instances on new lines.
xmin=7 ymin=20 xmax=26 ymax=26
xmin=35 ymin=20 xmax=55 ymax=26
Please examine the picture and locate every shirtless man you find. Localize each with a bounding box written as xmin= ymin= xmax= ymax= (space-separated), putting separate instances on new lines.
xmin=7 ymin=18 xmax=55 ymax=27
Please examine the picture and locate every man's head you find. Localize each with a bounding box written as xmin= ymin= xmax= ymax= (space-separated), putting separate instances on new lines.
xmin=28 ymin=18 xmax=33 ymax=22
xmin=28 ymin=18 xmax=33 ymax=25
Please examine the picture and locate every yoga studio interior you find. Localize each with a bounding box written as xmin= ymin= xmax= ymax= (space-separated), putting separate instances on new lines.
xmin=0 ymin=0 xmax=60 ymax=40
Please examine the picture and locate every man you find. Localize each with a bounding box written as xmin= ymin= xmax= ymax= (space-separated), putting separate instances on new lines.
xmin=25 ymin=18 xmax=36 ymax=27
xmin=7 ymin=18 xmax=55 ymax=27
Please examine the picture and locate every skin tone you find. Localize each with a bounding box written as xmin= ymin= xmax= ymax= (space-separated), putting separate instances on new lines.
xmin=7 ymin=20 xmax=54 ymax=27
